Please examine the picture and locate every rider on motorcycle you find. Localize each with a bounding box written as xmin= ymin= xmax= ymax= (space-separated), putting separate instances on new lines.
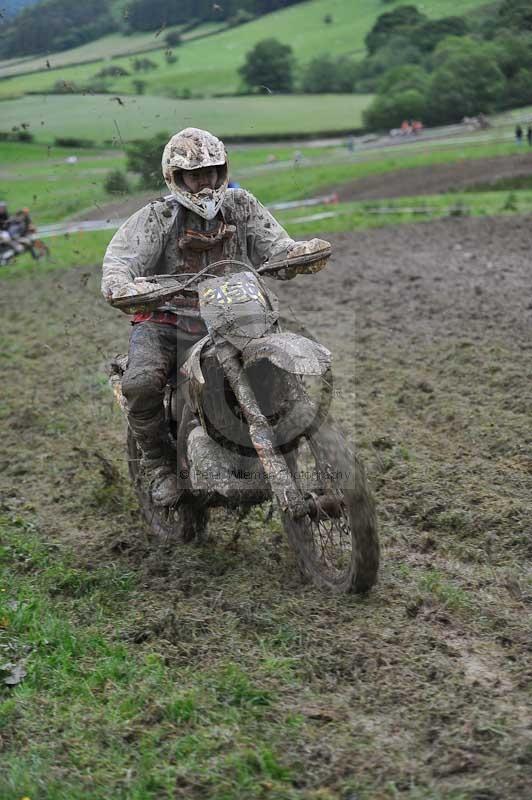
xmin=0 ymin=202 xmax=23 ymax=256
xmin=8 ymin=207 xmax=36 ymax=254
xmin=102 ymin=127 xmax=329 ymax=506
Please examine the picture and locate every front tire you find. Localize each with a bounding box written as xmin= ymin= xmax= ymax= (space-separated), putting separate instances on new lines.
xmin=281 ymin=422 xmax=379 ymax=593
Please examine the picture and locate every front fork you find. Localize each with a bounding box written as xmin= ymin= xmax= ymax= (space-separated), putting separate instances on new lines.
xmin=215 ymin=340 xmax=309 ymax=519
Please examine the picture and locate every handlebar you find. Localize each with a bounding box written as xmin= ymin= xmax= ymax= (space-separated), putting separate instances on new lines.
xmin=110 ymin=247 xmax=332 ymax=311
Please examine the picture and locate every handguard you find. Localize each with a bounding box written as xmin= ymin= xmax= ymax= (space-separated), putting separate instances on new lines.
xmin=258 ymin=238 xmax=332 ymax=280
xmin=110 ymin=276 xmax=191 ymax=313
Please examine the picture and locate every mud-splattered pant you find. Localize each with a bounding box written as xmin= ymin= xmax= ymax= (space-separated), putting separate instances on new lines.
xmin=121 ymin=322 xmax=206 ymax=459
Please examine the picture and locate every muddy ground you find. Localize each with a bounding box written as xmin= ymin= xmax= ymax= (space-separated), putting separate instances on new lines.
xmin=337 ymin=152 xmax=532 ymax=201
xmin=1 ymin=215 xmax=531 ymax=797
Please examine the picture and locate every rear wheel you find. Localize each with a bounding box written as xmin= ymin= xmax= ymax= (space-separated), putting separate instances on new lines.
xmin=281 ymin=422 xmax=379 ymax=593
xmin=127 ymin=429 xmax=208 ymax=542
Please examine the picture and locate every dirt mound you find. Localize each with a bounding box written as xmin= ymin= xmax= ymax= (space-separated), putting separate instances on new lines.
xmin=336 ymin=151 xmax=532 ymax=201
xmin=2 ymin=215 xmax=531 ymax=797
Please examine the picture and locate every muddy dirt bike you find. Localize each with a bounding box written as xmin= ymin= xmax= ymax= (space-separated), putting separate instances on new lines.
xmin=109 ymin=251 xmax=379 ymax=594
xmin=0 ymin=231 xmax=50 ymax=267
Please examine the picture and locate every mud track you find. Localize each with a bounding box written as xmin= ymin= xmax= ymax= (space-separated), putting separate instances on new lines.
xmin=336 ymin=151 xmax=532 ymax=201
xmin=1 ymin=215 xmax=531 ymax=797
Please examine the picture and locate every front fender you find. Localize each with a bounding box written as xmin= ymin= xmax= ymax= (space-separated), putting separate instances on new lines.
xmin=241 ymin=332 xmax=331 ymax=376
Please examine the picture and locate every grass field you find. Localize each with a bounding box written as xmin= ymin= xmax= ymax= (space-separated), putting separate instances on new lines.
xmin=275 ymin=188 xmax=532 ymax=234
xmin=0 ymin=93 xmax=373 ymax=142
xmin=1 ymin=142 xmax=127 ymax=222
xmin=0 ymin=0 xmax=492 ymax=98
xmin=2 ymin=125 xmax=530 ymax=225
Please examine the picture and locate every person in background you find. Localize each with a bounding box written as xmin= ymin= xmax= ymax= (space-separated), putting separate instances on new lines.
xmin=0 ymin=202 xmax=26 ymax=254
xmin=7 ymin=207 xmax=35 ymax=254
xmin=515 ymin=124 xmax=523 ymax=144
xmin=527 ymin=126 xmax=532 ymax=147
xmin=0 ymin=201 xmax=9 ymax=230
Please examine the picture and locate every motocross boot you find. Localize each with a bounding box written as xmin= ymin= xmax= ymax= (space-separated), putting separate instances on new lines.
xmin=142 ymin=455 xmax=180 ymax=507
xmin=130 ymin=410 xmax=179 ymax=507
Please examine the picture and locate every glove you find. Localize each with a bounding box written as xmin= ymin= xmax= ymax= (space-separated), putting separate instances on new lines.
xmin=110 ymin=279 xmax=163 ymax=300
xmin=287 ymin=238 xmax=331 ymax=259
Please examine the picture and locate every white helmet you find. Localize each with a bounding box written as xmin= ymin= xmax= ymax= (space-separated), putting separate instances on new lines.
xmin=162 ymin=127 xmax=228 ymax=220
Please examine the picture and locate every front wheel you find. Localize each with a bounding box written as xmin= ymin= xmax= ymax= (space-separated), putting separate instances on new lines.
xmin=127 ymin=428 xmax=208 ymax=542
xmin=281 ymin=423 xmax=379 ymax=593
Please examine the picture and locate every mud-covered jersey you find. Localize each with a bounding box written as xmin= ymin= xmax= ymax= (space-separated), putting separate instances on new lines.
xmin=101 ymin=188 xmax=295 ymax=317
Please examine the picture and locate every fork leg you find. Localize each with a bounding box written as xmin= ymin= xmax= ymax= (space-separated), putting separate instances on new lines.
xmin=215 ymin=340 xmax=307 ymax=518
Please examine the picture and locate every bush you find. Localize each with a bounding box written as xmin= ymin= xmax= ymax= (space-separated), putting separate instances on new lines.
xmin=132 ymin=79 xmax=147 ymax=94
xmin=133 ymin=57 xmax=157 ymax=72
xmin=15 ymin=130 xmax=34 ymax=142
xmin=228 ymin=9 xmax=255 ymax=27
xmin=126 ymin=131 xmax=170 ymax=187
xmin=104 ymin=170 xmax=131 ymax=194
xmin=54 ymin=137 xmax=95 ymax=148
xmin=164 ymin=31 xmax=182 ymax=47
xmin=52 ymin=79 xmax=80 ymax=93
xmin=165 ymin=52 xmax=178 ymax=65
xmin=81 ymin=79 xmax=110 ymax=94
xmin=95 ymin=65 xmax=130 ymax=78
xmin=0 ymin=130 xmax=34 ymax=142
xmin=363 ymin=88 xmax=426 ymax=130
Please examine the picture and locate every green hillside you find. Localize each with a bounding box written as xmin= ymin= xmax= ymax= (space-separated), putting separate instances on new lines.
xmin=0 ymin=23 xmax=224 ymax=79
xmin=0 ymin=0 xmax=492 ymax=99
xmin=0 ymin=93 xmax=372 ymax=143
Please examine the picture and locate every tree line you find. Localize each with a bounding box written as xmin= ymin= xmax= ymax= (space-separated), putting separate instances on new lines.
xmin=0 ymin=0 xmax=306 ymax=57
xmin=361 ymin=1 xmax=532 ymax=129
xmin=0 ymin=0 xmax=113 ymax=56
xmin=126 ymin=0 xmax=305 ymax=33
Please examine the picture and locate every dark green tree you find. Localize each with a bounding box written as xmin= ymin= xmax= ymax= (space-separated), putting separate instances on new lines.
xmin=0 ymin=0 xmax=113 ymax=56
xmin=498 ymin=0 xmax=532 ymax=32
xmin=301 ymin=54 xmax=359 ymax=93
xmin=365 ymin=5 xmax=427 ymax=55
xmin=364 ymin=88 xmax=426 ymax=130
xmin=357 ymin=34 xmax=423 ymax=91
xmin=493 ymin=31 xmax=532 ymax=79
xmin=411 ymin=17 xmax=469 ymax=53
xmin=501 ymin=67 xmax=532 ymax=108
xmin=377 ymin=64 xmax=430 ymax=96
xmin=126 ymin=131 xmax=169 ymax=188
xmin=427 ymin=48 xmax=505 ymax=124
xmin=239 ymin=38 xmax=295 ymax=92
